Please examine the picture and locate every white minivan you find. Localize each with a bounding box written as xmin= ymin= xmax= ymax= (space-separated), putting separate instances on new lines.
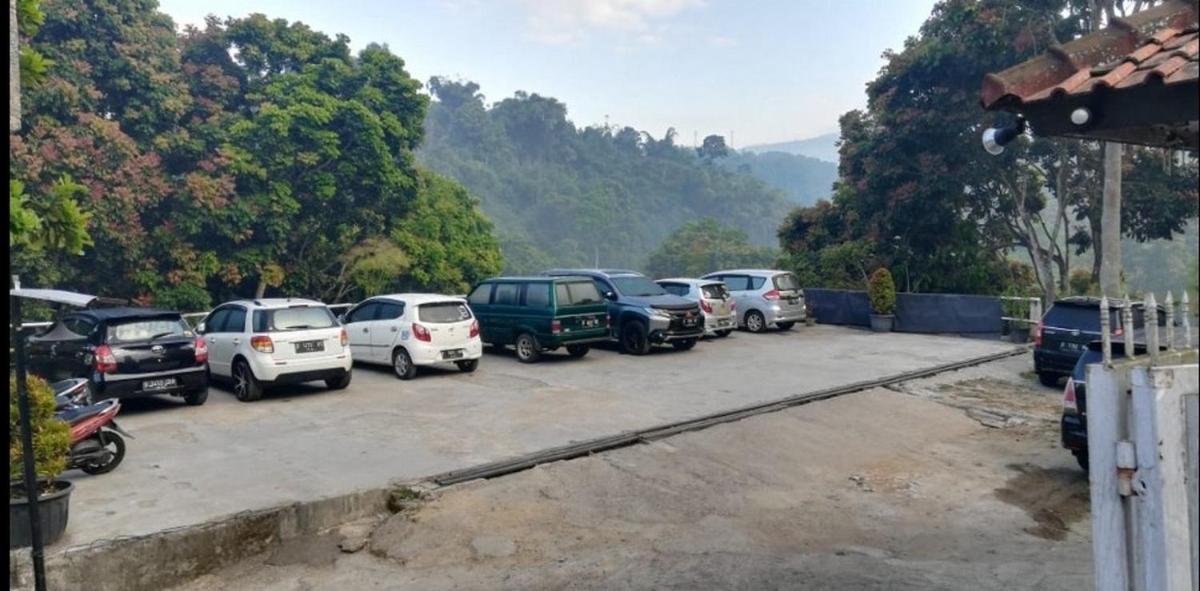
xmin=198 ymin=298 xmax=352 ymax=402
xmin=340 ymin=293 xmax=482 ymax=380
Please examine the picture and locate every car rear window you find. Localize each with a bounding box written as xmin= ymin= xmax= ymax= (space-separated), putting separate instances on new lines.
xmin=254 ymin=306 xmax=337 ymax=332
xmin=773 ymin=273 xmax=800 ymax=291
xmin=1044 ymin=305 xmax=1114 ymax=333
xmin=555 ymin=281 xmax=603 ymax=305
xmin=418 ymin=302 xmax=473 ymax=323
xmin=106 ymin=317 xmax=190 ymax=343
xmin=701 ymin=284 xmax=730 ymax=299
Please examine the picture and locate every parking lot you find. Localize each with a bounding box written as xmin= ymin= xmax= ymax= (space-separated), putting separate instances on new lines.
xmin=54 ymin=326 xmax=1019 ymax=550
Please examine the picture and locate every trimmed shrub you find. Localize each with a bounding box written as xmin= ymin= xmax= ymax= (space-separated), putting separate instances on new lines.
xmin=9 ymin=373 xmax=71 ymax=490
xmin=867 ymin=268 xmax=897 ymax=315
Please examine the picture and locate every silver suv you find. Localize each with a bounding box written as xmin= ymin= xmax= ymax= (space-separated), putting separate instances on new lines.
xmin=700 ymin=269 xmax=805 ymax=332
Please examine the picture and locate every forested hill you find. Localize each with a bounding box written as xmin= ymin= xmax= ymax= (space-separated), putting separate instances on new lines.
xmin=721 ymin=150 xmax=837 ymax=206
xmin=417 ymin=79 xmax=792 ymax=274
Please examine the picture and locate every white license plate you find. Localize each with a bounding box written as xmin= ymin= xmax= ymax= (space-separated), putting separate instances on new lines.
xmin=582 ymin=318 xmax=599 ymax=328
xmin=295 ymin=340 xmax=325 ymax=354
xmin=442 ymin=349 xmax=464 ymax=360
xmin=683 ymin=317 xmax=698 ymax=327
xmin=143 ymin=377 xmax=178 ymax=391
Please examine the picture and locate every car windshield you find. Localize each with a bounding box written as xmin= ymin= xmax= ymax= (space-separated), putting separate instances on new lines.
xmin=106 ymin=318 xmax=189 ymax=343
xmin=258 ymin=306 xmax=337 ymax=331
xmin=556 ymin=281 xmax=603 ymax=305
xmin=418 ymin=302 xmax=472 ymax=323
xmin=611 ymin=275 xmax=666 ymax=297
xmin=773 ymin=273 xmax=800 ymax=291
xmin=701 ymin=283 xmax=730 ymax=299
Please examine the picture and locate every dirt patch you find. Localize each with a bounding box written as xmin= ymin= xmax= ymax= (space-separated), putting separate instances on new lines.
xmin=265 ymin=533 xmax=341 ymax=568
xmin=993 ymin=463 xmax=1089 ymax=541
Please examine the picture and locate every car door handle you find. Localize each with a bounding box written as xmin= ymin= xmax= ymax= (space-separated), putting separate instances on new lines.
xmin=390 ymin=326 xmax=398 ymax=332
xmin=232 ymin=338 xmax=241 ymax=344
xmin=362 ymin=328 xmax=369 ymax=333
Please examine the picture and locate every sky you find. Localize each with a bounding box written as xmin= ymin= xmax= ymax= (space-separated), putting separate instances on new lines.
xmin=156 ymin=0 xmax=938 ymax=147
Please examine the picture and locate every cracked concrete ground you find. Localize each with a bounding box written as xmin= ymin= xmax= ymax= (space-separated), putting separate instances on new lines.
xmin=173 ymin=355 xmax=1091 ymax=591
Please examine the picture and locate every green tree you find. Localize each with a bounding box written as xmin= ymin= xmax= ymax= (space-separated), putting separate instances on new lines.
xmin=645 ymin=219 xmax=777 ymax=278
xmin=696 ymin=134 xmax=729 ymax=162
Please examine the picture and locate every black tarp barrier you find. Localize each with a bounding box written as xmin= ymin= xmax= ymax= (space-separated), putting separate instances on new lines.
xmin=804 ymin=289 xmax=1001 ymax=334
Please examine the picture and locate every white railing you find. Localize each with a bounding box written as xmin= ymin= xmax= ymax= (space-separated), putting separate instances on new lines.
xmin=1000 ymin=295 xmax=1043 ymax=327
xmin=1087 ymin=293 xmax=1198 ymax=591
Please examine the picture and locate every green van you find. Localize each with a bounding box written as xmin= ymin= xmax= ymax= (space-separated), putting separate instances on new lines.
xmin=466 ymin=276 xmax=610 ymax=363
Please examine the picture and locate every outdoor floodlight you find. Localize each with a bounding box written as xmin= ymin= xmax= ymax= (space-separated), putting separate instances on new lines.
xmin=1070 ymin=107 xmax=1091 ymax=126
xmin=981 ymin=117 xmax=1027 ymax=155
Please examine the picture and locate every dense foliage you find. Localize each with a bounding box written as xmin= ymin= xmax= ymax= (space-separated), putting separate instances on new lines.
xmin=778 ymin=0 xmax=1197 ymax=298
xmin=419 ymin=79 xmax=793 ymax=274
xmin=9 ymin=374 xmax=71 ymax=487
xmin=9 ymin=2 xmax=500 ymax=308
xmin=644 ymin=219 xmax=777 ymax=279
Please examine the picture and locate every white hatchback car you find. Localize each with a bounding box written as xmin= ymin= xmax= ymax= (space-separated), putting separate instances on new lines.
xmin=340 ymin=293 xmax=482 ymax=380
xmin=198 ymin=299 xmax=352 ymax=402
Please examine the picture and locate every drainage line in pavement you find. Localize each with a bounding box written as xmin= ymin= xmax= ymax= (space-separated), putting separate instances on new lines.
xmin=429 ymin=346 xmax=1030 ymax=487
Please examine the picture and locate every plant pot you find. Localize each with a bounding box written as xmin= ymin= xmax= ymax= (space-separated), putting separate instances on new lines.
xmin=10 ymin=480 xmax=73 ymax=548
xmin=1010 ymin=326 xmax=1030 ymax=344
xmin=869 ymin=314 xmax=894 ymax=333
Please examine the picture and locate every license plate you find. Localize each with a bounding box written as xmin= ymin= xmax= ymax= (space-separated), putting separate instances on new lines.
xmin=294 ymin=340 xmax=325 ymax=354
xmin=683 ymin=317 xmax=698 ymax=327
xmin=1059 ymin=342 xmax=1083 ymax=352
xmin=582 ymin=318 xmax=598 ymax=328
xmin=442 ymin=349 xmax=464 ymax=360
xmin=142 ymin=377 xmax=177 ymax=391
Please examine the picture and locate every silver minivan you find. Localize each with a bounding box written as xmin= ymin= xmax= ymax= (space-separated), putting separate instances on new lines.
xmin=700 ymin=269 xmax=805 ymax=332
xmin=655 ymin=278 xmax=737 ymax=338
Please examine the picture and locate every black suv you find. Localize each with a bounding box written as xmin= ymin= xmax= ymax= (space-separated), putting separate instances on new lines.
xmin=544 ymin=269 xmax=704 ymax=355
xmin=27 ymin=307 xmax=209 ymax=405
xmin=1033 ymin=296 xmax=1161 ymax=387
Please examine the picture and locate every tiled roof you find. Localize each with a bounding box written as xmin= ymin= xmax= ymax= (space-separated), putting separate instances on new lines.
xmin=981 ymin=0 xmax=1198 ymax=111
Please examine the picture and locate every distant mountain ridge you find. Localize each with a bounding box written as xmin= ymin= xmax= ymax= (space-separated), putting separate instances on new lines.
xmin=721 ymin=150 xmax=837 ymax=206
xmin=743 ymin=132 xmax=840 ymax=164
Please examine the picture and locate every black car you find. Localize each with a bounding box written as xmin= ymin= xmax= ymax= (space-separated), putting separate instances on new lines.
xmin=27 ymin=307 xmax=209 ymax=405
xmin=1033 ymin=296 xmax=1162 ymax=387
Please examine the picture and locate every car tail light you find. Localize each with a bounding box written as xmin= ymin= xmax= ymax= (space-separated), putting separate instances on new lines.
xmin=1033 ymin=321 xmax=1044 ymax=347
xmin=194 ymin=336 xmax=208 ymax=364
xmin=94 ymin=344 xmax=118 ymax=374
xmin=551 ymin=320 xmax=562 ymax=335
xmin=1113 ymin=326 xmax=1123 ymax=337
xmin=412 ymin=323 xmax=431 ymax=342
xmin=469 ymin=319 xmax=480 ymax=338
xmin=340 ymin=328 xmax=349 ymax=347
xmin=730 ymin=300 xmax=736 ymax=311
xmin=763 ymin=289 xmax=781 ymax=301
xmin=250 ymin=335 xmax=274 ymax=353
xmin=700 ymin=300 xmax=713 ymax=313
xmin=1063 ymin=378 xmax=1078 ymax=413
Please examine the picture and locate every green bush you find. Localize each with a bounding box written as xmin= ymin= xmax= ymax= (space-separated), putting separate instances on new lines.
xmin=9 ymin=374 xmax=71 ymax=491
xmin=867 ymin=268 xmax=896 ymax=315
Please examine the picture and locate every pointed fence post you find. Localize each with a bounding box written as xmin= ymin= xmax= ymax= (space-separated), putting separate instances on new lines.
xmin=1164 ymin=292 xmax=1176 ymax=351
xmin=1100 ymin=296 xmax=1112 ymax=365
xmin=1146 ymin=292 xmax=1159 ymax=363
xmin=1182 ymin=292 xmax=1192 ymax=349
xmin=1123 ymin=297 xmax=1136 ymax=359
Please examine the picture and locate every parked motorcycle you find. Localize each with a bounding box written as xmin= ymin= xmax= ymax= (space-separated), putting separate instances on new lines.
xmin=52 ymin=378 xmax=132 ymax=475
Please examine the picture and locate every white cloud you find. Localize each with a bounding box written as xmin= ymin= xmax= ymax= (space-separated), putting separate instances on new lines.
xmin=519 ymin=0 xmax=704 ymax=45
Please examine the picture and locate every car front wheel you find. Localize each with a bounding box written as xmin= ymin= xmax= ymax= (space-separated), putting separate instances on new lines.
xmin=621 ymin=321 xmax=651 ymax=356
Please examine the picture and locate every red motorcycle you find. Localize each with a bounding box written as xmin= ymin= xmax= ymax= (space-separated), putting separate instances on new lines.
xmin=52 ymin=379 xmax=132 ymax=475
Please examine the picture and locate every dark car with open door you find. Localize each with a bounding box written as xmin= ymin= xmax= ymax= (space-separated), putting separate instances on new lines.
xmin=27 ymin=307 xmax=210 ymax=406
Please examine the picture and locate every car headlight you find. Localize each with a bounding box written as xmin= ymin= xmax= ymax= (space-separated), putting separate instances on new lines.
xmin=646 ymin=307 xmax=671 ymax=319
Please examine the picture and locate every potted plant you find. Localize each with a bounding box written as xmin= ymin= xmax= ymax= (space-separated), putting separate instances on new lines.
xmin=867 ymin=268 xmax=896 ymax=333
xmin=10 ymin=373 xmax=73 ymax=548
xmin=804 ymin=301 xmax=817 ymax=327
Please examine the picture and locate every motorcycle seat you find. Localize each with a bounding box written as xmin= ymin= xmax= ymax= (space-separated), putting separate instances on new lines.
xmin=57 ymin=402 xmax=111 ymax=423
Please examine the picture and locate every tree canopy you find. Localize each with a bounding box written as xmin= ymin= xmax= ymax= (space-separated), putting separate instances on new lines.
xmin=644 ymin=219 xmax=777 ymax=279
xmin=9 ymin=2 xmax=500 ymax=308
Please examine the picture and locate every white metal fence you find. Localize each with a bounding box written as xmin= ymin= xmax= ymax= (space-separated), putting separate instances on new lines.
xmin=1000 ymin=295 xmax=1043 ymax=327
xmin=1086 ymin=294 xmax=1198 ymax=591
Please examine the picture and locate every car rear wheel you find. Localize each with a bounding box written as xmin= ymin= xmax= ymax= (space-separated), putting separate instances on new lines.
xmin=392 ymin=348 xmax=417 ymax=380
xmin=715 ymin=329 xmax=733 ymax=338
xmin=777 ymin=321 xmax=795 ymax=330
xmin=672 ymin=338 xmax=697 ymax=351
xmin=326 ymin=370 xmax=352 ymax=390
xmin=744 ymin=311 xmax=766 ymax=333
xmin=1037 ymin=372 xmax=1060 ymax=388
xmin=566 ymin=345 xmax=590 ymax=358
xmin=183 ymin=388 xmax=208 ymax=406
xmin=515 ymin=333 xmax=541 ymax=363
xmin=456 ymin=359 xmax=479 ymax=373
xmin=233 ymin=360 xmax=263 ymax=402
xmin=620 ymin=321 xmax=651 ymax=356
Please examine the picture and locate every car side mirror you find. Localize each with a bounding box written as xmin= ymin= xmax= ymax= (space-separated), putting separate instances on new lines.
xmin=195 ymin=322 xmax=206 ymax=334
xmin=337 ymin=314 xmax=346 ymax=324
xmin=604 ymin=291 xmax=617 ymax=301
